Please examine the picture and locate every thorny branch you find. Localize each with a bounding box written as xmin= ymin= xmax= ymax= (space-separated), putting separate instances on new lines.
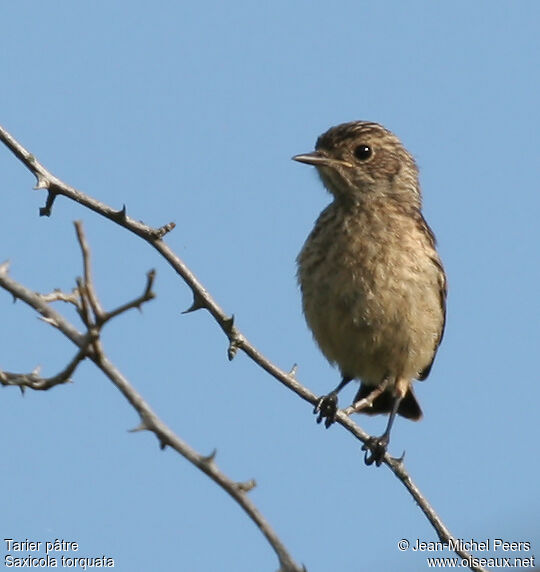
xmin=0 ymin=224 xmax=304 ymax=572
xmin=0 ymin=335 xmax=92 ymax=392
xmin=0 ymin=124 xmax=487 ymax=572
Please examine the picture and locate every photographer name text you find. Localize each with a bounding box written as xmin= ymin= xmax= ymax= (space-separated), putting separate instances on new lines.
xmin=411 ymin=538 xmax=530 ymax=552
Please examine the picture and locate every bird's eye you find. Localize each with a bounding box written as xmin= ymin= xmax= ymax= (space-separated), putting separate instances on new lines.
xmin=353 ymin=144 xmax=372 ymax=161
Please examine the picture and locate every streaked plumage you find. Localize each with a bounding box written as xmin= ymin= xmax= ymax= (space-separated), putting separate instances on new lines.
xmin=294 ymin=121 xmax=446 ymax=465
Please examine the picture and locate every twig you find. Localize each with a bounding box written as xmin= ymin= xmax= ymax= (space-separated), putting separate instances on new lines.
xmin=0 ymin=124 xmax=486 ymax=572
xmin=0 ymin=260 xmax=86 ymax=346
xmin=0 ymin=343 xmax=90 ymax=392
xmin=74 ymin=219 xmax=104 ymax=319
xmin=0 ymin=230 xmax=305 ymax=572
xmin=101 ymin=269 xmax=156 ymax=324
xmin=39 ymin=288 xmax=80 ymax=306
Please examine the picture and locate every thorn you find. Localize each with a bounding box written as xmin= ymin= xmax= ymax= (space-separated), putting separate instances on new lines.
xmin=289 ymin=363 xmax=298 ymax=377
xmin=201 ymin=448 xmax=217 ymax=464
xmin=159 ymin=438 xmax=168 ymax=450
xmin=227 ymin=339 xmax=239 ymax=361
xmin=236 ymin=479 xmax=256 ymax=493
xmin=31 ymin=365 xmax=41 ymax=376
xmin=0 ymin=260 xmax=10 ymax=274
xmin=182 ymin=292 xmax=206 ymax=314
xmin=39 ymin=316 xmax=58 ymax=327
xmin=222 ymin=314 xmax=235 ymax=334
xmin=146 ymin=268 xmax=156 ymax=286
xmin=154 ymin=221 xmax=176 ymax=238
xmin=112 ymin=204 xmax=127 ymax=221
xmin=19 ymin=385 xmax=26 ymax=395
xmin=39 ymin=189 xmax=57 ymax=217
xmin=34 ymin=175 xmax=49 ymax=190
xmin=129 ymin=421 xmax=149 ymax=433
xmin=39 ymin=316 xmax=58 ymax=328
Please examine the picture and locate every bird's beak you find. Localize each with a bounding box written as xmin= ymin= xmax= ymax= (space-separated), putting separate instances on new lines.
xmin=292 ymin=151 xmax=329 ymax=166
xmin=292 ymin=152 xmax=352 ymax=168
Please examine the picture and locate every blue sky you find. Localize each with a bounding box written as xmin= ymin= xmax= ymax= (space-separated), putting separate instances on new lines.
xmin=1 ymin=2 xmax=539 ymax=571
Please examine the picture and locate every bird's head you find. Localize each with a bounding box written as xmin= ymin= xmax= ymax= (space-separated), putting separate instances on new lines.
xmin=293 ymin=121 xmax=421 ymax=207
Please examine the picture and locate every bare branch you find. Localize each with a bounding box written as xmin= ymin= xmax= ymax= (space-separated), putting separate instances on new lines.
xmin=76 ymin=276 xmax=93 ymax=328
xmin=100 ymin=269 xmax=156 ymax=324
xmin=87 ymin=339 xmax=304 ymax=572
xmin=0 ymin=124 xmax=487 ymax=572
xmin=39 ymin=288 xmax=80 ymax=307
xmin=0 ymin=260 xmax=86 ymax=347
xmin=0 ymin=124 xmax=171 ymax=239
xmin=72 ymin=221 xmax=156 ymax=326
xmin=0 ymin=247 xmax=304 ymax=572
xmin=0 ymin=342 xmax=92 ymax=391
xmin=74 ymin=220 xmax=104 ymax=319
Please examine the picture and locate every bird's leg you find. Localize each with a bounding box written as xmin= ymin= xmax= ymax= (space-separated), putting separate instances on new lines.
xmin=344 ymin=377 xmax=390 ymax=415
xmin=362 ymin=392 xmax=403 ymax=467
xmin=314 ymin=376 xmax=353 ymax=428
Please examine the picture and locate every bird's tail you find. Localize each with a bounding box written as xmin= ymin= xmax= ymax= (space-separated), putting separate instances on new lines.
xmin=355 ymin=383 xmax=422 ymax=421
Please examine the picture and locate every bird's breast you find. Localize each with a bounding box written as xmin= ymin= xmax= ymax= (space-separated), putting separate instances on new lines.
xmin=297 ymin=203 xmax=444 ymax=384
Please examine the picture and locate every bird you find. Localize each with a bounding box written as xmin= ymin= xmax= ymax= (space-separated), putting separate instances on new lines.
xmin=294 ymin=120 xmax=447 ymax=466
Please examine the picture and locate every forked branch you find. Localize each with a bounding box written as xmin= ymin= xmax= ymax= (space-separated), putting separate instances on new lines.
xmin=0 ymin=124 xmax=487 ymax=572
xmin=0 ymin=223 xmax=304 ymax=572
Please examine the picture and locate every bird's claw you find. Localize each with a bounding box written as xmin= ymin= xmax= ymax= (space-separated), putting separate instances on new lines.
xmin=362 ymin=435 xmax=389 ymax=467
xmin=313 ymin=393 xmax=338 ymax=428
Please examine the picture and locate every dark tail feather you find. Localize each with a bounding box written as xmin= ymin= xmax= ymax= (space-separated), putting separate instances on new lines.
xmin=353 ymin=383 xmax=422 ymax=421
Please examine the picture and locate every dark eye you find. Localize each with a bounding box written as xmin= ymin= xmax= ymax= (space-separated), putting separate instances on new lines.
xmin=353 ymin=144 xmax=372 ymax=161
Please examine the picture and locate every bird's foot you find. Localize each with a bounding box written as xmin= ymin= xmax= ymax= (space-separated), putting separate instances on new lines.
xmin=362 ymin=434 xmax=389 ymax=467
xmin=313 ymin=393 xmax=338 ymax=428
